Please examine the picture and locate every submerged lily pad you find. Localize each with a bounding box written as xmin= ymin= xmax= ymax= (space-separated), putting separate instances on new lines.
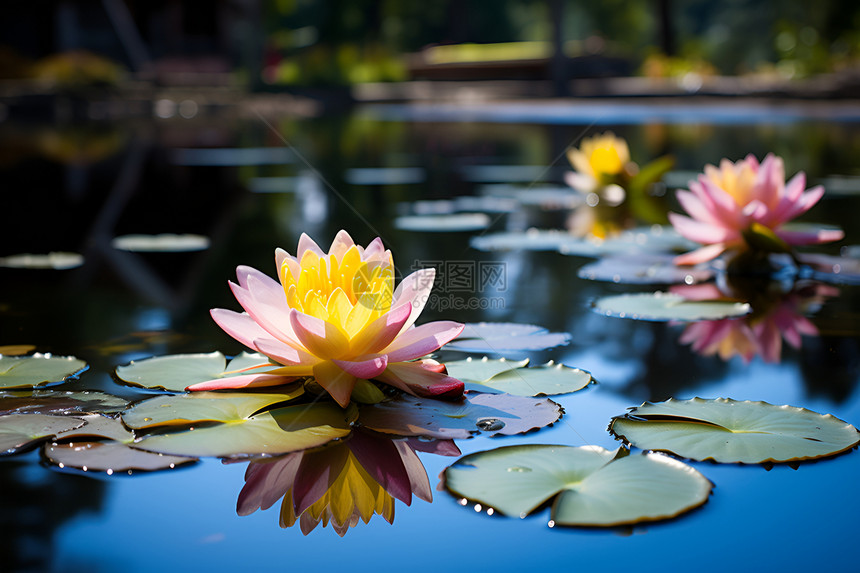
xmin=609 ymin=398 xmax=860 ymax=464
xmin=578 ymin=254 xmax=713 ymax=285
xmin=592 ymin=292 xmax=751 ymax=322
xmin=111 ymin=234 xmax=210 ymax=252
xmin=446 ymin=323 xmax=571 ymax=353
xmin=133 ymin=402 xmax=352 ymax=458
xmin=394 ymin=213 xmax=491 ymax=232
xmin=443 ymin=445 xmax=712 ymax=526
xmin=0 ymin=354 xmax=87 ymax=389
xmin=358 ymin=393 xmax=562 ymax=439
xmin=0 ymin=390 xmax=129 ymax=416
xmin=0 ymin=252 xmax=84 ymax=270
xmin=445 ymin=357 xmax=593 ymax=397
xmin=115 ymin=351 xmax=277 ymax=392
xmin=0 ymin=414 xmax=85 ymax=454
xmin=44 ymin=441 xmax=196 ymax=473
xmin=122 ymin=391 xmax=304 ymax=430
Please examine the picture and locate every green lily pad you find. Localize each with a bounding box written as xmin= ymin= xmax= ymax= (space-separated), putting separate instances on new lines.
xmin=0 ymin=354 xmax=87 ymax=389
xmin=115 ymin=351 xmax=278 ymax=392
xmin=445 ymin=357 xmax=593 ymax=396
xmin=44 ymin=441 xmax=196 ymax=474
xmin=122 ymin=391 xmax=304 ymax=430
xmin=394 ymin=213 xmax=491 ymax=232
xmin=133 ymin=402 xmax=352 ymax=458
xmin=111 ymin=233 xmax=210 ymax=252
xmin=0 ymin=390 xmax=129 ymax=416
xmin=446 ymin=323 xmax=571 ymax=354
xmin=55 ymin=414 xmax=134 ymax=443
xmin=443 ymin=444 xmax=712 ymax=527
xmin=578 ymin=254 xmax=713 ymax=285
xmin=609 ymin=398 xmax=860 ymax=464
xmin=0 ymin=252 xmax=84 ymax=270
xmin=358 ymin=393 xmax=563 ymax=439
xmin=0 ymin=414 xmax=85 ymax=454
xmin=592 ymin=292 xmax=751 ymax=322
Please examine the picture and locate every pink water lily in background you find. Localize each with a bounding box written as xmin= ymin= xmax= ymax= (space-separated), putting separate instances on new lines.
xmin=188 ymin=231 xmax=465 ymax=406
xmin=670 ymin=153 xmax=844 ymax=265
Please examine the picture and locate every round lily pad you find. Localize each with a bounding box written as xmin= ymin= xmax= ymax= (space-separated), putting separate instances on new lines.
xmin=115 ymin=352 xmax=278 ymax=392
xmin=445 ymin=357 xmax=593 ymax=397
xmin=133 ymin=402 xmax=352 ymax=458
xmin=443 ymin=444 xmax=712 ymax=526
xmin=111 ymin=234 xmax=210 ymax=252
xmin=0 ymin=390 xmax=129 ymax=416
xmin=0 ymin=354 xmax=88 ymax=389
xmin=0 ymin=413 xmax=85 ymax=454
xmin=358 ymin=393 xmax=563 ymax=439
xmin=446 ymin=323 xmax=571 ymax=353
xmin=609 ymin=397 xmax=860 ymax=464
xmin=592 ymin=292 xmax=751 ymax=322
xmin=0 ymin=252 xmax=84 ymax=269
xmin=44 ymin=441 xmax=196 ymax=473
xmin=122 ymin=391 xmax=304 ymax=430
xmin=578 ymin=254 xmax=713 ymax=285
xmin=394 ymin=213 xmax=491 ymax=232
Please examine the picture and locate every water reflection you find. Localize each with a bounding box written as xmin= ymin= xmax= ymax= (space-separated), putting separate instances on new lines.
xmin=236 ymin=429 xmax=459 ymax=536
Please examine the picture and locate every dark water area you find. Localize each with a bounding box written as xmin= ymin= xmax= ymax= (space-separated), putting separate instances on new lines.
xmin=1 ymin=102 xmax=859 ymax=572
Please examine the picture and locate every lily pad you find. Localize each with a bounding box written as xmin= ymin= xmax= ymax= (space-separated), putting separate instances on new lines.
xmin=133 ymin=402 xmax=352 ymax=458
xmin=394 ymin=213 xmax=491 ymax=232
xmin=445 ymin=357 xmax=593 ymax=397
xmin=592 ymin=292 xmax=751 ymax=322
xmin=443 ymin=445 xmax=712 ymax=527
xmin=122 ymin=391 xmax=304 ymax=430
xmin=578 ymin=254 xmax=713 ymax=285
xmin=111 ymin=234 xmax=210 ymax=252
xmin=0 ymin=414 xmax=85 ymax=454
xmin=55 ymin=414 xmax=134 ymax=443
xmin=0 ymin=354 xmax=88 ymax=389
xmin=609 ymin=398 xmax=860 ymax=464
xmin=0 ymin=252 xmax=84 ymax=270
xmin=44 ymin=441 xmax=196 ymax=473
xmin=446 ymin=322 xmax=571 ymax=353
xmin=115 ymin=351 xmax=279 ymax=392
xmin=471 ymin=230 xmax=593 ymax=254
xmin=358 ymin=393 xmax=563 ymax=439
xmin=0 ymin=390 xmax=129 ymax=416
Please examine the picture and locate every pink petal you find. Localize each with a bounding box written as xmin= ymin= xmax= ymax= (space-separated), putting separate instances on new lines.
xmin=392 ymin=269 xmax=436 ymax=332
xmin=331 ymin=355 xmax=388 ymax=379
xmin=349 ymin=303 xmax=413 ymax=356
xmin=375 ymin=359 xmax=465 ymax=399
xmin=312 ymin=360 xmax=357 ymax=407
xmin=668 ymin=212 xmax=734 ymax=245
xmin=290 ymin=310 xmax=350 ymax=359
xmin=253 ymin=338 xmax=318 ymax=368
xmin=235 ymin=265 xmax=279 ymax=292
xmin=237 ymin=454 xmax=302 ymax=515
xmin=230 ymin=281 xmax=298 ymax=345
xmin=297 ymin=233 xmax=325 ymax=258
xmin=673 ymin=243 xmax=727 ymax=265
xmin=363 ymin=237 xmax=386 ymax=260
xmin=775 ymin=227 xmax=844 ymax=246
xmin=382 ymin=321 xmax=465 ymax=363
xmin=775 ymin=186 xmax=825 ymax=223
xmin=676 ymin=189 xmax=721 ymax=226
xmin=328 ymin=230 xmax=356 ymax=258
xmin=211 ymin=308 xmax=270 ymax=350
xmin=186 ymin=372 xmax=297 ymax=391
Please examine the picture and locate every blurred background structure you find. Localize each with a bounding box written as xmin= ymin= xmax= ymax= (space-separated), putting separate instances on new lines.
xmin=1 ymin=0 xmax=859 ymax=118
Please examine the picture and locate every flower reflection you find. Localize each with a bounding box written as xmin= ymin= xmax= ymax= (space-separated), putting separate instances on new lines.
xmin=674 ymin=278 xmax=838 ymax=363
xmin=189 ymin=230 xmax=465 ymax=406
xmin=670 ymin=153 xmax=844 ymax=265
xmin=236 ymin=429 xmax=460 ymax=536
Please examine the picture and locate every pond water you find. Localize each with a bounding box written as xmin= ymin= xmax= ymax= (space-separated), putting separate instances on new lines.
xmin=2 ymin=101 xmax=860 ymax=573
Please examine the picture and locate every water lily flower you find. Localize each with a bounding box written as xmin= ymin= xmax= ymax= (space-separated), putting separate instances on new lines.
xmin=236 ymin=430 xmax=460 ymax=536
xmin=189 ymin=231 xmax=465 ymax=406
xmin=565 ymin=131 xmax=631 ymax=196
xmin=669 ymin=154 xmax=844 ymax=265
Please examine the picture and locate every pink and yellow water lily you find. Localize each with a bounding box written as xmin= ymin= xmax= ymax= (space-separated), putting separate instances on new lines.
xmin=189 ymin=231 xmax=465 ymax=406
xmin=565 ymin=131 xmax=632 ymax=194
xmin=670 ymin=153 xmax=844 ymax=265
